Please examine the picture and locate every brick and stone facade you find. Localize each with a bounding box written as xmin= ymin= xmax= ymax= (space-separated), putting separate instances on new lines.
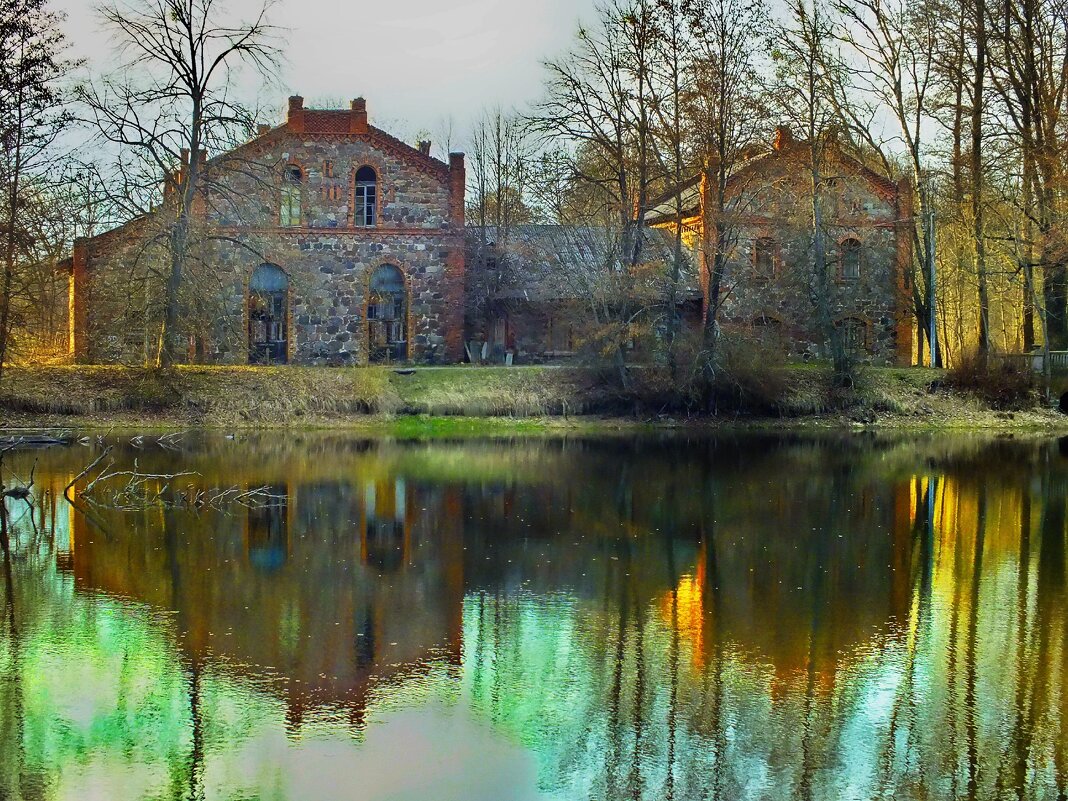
xmin=68 ymin=97 xmax=465 ymax=365
xmin=649 ymin=128 xmax=914 ymax=366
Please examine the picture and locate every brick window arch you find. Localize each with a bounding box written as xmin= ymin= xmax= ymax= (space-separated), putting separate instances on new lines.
xmin=367 ymin=264 xmax=406 ymax=362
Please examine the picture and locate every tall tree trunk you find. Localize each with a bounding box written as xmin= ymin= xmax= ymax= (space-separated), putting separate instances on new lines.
xmin=972 ymin=0 xmax=990 ymax=356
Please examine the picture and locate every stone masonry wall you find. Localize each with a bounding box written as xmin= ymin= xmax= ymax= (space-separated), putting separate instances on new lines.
xmin=72 ymin=98 xmax=466 ymax=366
xmin=701 ymin=143 xmax=912 ymax=365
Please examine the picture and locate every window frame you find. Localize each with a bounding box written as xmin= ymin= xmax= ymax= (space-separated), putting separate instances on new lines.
xmin=280 ymin=165 xmax=303 ymax=227
xmin=354 ymin=165 xmax=378 ymax=227
xmin=839 ymin=237 xmax=862 ymax=281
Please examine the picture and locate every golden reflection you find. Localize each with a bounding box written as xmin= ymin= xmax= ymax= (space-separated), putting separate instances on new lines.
xmin=2 ymin=434 xmax=1067 ymax=800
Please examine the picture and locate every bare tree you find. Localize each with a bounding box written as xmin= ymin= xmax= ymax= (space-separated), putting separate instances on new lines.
xmin=530 ymin=0 xmax=664 ymax=386
xmin=466 ymin=107 xmax=535 ymax=357
xmin=647 ymin=0 xmax=696 ymax=373
xmin=831 ymin=0 xmax=943 ymax=364
xmin=0 ymin=0 xmax=72 ymax=382
xmin=988 ymin=0 xmax=1068 ymax=349
xmin=77 ymin=0 xmax=279 ymax=367
xmin=772 ymin=0 xmax=853 ymax=384
xmin=684 ymin=0 xmax=769 ymax=375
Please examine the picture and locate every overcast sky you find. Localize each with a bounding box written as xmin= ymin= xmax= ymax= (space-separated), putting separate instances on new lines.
xmin=54 ymin=0 xmax=601 ymax=152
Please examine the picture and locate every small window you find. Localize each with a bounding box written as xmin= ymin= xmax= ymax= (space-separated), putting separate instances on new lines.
xmin=840 ymin=238 xmax=861 ymax=280
xmin=753 ymin=238 xmax=776 ymax=278
xmin=355 ymin=165 xmax=377 ymax=227
xmin=280 ymin=166 xmax=302 ymax=227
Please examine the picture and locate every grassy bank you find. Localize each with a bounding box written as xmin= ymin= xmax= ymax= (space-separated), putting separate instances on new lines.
xmin=0 ymin=363 xmax=1065 ymax=432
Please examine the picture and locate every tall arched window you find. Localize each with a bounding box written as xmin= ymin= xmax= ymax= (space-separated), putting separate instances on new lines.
xmin=249 ymin=263 xmax=288 ymax=364
xmin=355 ymin=166 xmax=377 ymax=227
xmin=280 ymin=166 xmax=302 ymax=227
xmin=368 ymin=264 xmax=406 ymax=363
xmin=840 ymin=238 xmax=862 ymax=280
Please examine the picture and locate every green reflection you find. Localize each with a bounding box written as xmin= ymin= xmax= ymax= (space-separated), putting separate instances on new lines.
xmin=0 ymin=433 xmax=1065 ymax=800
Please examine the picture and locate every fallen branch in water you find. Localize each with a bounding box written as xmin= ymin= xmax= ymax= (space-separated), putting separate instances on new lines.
xmin=67 ymin=449 xmax=284 ymax=511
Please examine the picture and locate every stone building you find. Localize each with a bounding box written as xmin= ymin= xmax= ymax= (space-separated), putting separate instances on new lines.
xmin=67 ymin=96 xmax=466 ymax=365
xmin=647 ymin=127 xmax=914 ymax=366
xmin=464 ymin=225 xmax=702 ymax=363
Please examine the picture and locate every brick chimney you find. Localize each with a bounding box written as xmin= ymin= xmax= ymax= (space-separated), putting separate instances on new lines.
xmin=178 ymin=147 xmax=190 ymax=186
xmin=445 ymin=152 xmax=467 ymax=363
xmin=350 ymin=97 xmax=368 ymax=134
xmin=418 ymin=140 xmax=432 ymax=156
xmin=772 ymin=125 xmax=794 ymax=151
xmin=257 ymin=123 xmax=271 ymax=136
xmin=288 ymin=95 xmax=305 ymax=133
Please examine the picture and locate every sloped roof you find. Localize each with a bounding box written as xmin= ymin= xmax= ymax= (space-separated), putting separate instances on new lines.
xmin=646 ymin=135 xmax=901 ymax=226
xmin=467 ymin=224 xmax=701 ymax=302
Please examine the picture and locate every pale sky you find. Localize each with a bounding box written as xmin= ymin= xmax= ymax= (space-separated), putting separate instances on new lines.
xmin=55 ymin=0 xmax=601 ymax=153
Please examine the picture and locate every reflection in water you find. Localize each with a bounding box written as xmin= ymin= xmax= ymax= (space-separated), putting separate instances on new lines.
xmin=0 ymin=434 xmax=1066 ymax=800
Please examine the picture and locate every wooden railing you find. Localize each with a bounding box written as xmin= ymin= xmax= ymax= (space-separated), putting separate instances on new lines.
xmin=994 ymin=350 xmax=1068 ymax=373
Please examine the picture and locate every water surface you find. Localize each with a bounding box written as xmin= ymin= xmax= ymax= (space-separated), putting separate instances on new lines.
xmin=1 ymin=432 xmax=1066 ymax=800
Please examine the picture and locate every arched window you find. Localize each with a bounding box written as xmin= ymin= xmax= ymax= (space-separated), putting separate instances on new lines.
xmin=840 ymin=238 xmax=862 ymax=280
xmin=367 ymin=264 xmax=406 ymax=363
xmin=249 ymin=264 xmax=288 ymax=364
xmin=753 ymin=237 xmax=776 ymax=279
xmin=355 ymin=165 xmax=377 ymax=226
xmin=280 ymin=166 xmax=302 ymax=227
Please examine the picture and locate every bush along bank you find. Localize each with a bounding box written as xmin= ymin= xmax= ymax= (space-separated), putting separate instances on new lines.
xmin=0 ymin=363 xmax=1065 ymax=430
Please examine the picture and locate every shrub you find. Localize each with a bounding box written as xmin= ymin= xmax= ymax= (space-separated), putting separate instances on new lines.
xmin=707 ymin=332 xmax=791 ymax=414
xmin=945 ymin=351 xmax=1034 ymax=410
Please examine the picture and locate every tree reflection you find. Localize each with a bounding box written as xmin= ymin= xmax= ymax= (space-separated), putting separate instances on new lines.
xmin=0 ymin=434 xmax=1066 ymax=800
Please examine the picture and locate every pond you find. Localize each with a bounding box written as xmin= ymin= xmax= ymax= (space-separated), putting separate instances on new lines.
xmin=0 ymin=431 xmax=1065 ymax=800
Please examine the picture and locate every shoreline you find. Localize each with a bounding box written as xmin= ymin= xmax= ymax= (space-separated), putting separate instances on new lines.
xmin=3 ymin=364 xmax=1067 ymax=437
xmin=4 ymin=411 xmax=1068 ymax=439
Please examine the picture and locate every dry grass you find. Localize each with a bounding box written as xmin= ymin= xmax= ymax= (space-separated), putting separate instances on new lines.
xmin=0 ymin=362 xmax=1060 ymax=430
xmin=0 ymin=365 xmax=581 ymax=425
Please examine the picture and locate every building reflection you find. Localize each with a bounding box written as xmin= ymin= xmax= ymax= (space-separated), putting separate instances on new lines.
xmin=63 ymin=474 xmax=466 ymax=734
xmin=7 ymin=434 xmax=1062 ymax=800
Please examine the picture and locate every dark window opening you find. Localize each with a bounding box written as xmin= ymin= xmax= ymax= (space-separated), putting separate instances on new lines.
xmin=752 ymin=314 xmax=785 ymax=350
xmin=355 ymin=165 xmax=377 ymax=227
xmin=840 ymin=238 xmax=862 ymax=280
xmin=368 ymin=264 xmax=406 ymax=363
xmin=249 ymin=264 xmax=288 ymax=364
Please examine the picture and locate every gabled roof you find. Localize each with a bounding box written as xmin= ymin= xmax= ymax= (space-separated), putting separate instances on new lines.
xmin=67 ymin=98 xmax=457 ymax=257
xmin=646 ymin=133 xmax=902 ymax=226
xmin=239 ymin=106 xmax=452 ymax=183
xmin=467 ymin=224 xmax=701 ymax=302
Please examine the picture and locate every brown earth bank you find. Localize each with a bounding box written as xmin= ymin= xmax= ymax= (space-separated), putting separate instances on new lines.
xmin=0 ymin=364 xmax=1066 ymax=433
